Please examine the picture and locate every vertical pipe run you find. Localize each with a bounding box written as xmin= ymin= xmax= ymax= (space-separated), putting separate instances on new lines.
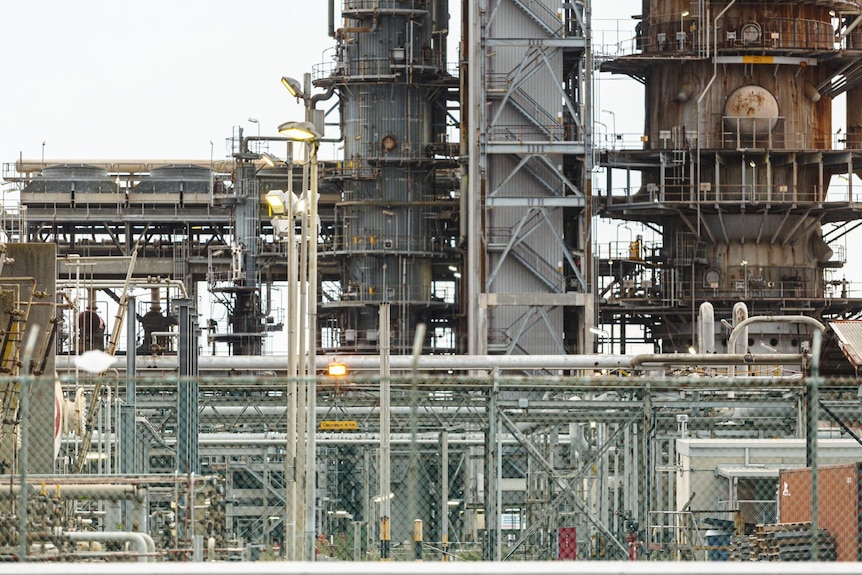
xmin=485 ymin=367 xmax=501 ymax=560
xmin=176 ymin=299 xmax=199 ymax=475
xmin=808 ymin=329 xmax=822 ymax=560
xmin=18 ymin=326 xmax=39 ymax=562
xmin=17 ymin=376 xmax=27 ymax=562
xmin=441 ymin=430 xmax=449 ymax=561
xmin=121 ymin=297 xmax=137 ymax=531
xmin=353 ymin=520 xmax=361 ymax=561
xmin=379 ymin=303 xmax=391 ymax=561
xmin=303 ymin=95 xmax=320 ymax=563
xmin=303 ymin=368 xmax=316 ymax=561
xmin=286 ymin=155 xmax=298 ymax=560
xmin=408 ymin=323 xmax=426 ymax=560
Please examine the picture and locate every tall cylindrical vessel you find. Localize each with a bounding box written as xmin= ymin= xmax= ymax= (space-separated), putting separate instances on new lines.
xmin=317 ymin=1 xmax=460 ymax=354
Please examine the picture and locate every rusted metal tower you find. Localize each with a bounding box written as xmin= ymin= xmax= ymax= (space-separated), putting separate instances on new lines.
xmin=600 ymin=0 xmax=862 ymax=357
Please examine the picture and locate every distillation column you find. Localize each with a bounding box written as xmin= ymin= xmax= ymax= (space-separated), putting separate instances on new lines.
xmin=318 ymin=0 xmax=459 ymax=354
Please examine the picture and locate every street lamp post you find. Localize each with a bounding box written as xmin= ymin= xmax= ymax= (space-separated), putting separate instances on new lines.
xmin=280 ymin=72 xmax=335 ymax=561
xmin=276 ymin=120 xmax=321 ymax=561
xmin=306 ymin=137 xmax=319 ymax=563
xmin=266 ymin=184 xmax=301 ymax=559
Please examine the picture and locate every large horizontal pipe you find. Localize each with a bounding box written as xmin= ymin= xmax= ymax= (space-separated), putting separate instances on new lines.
xmin=65 ymin=531 xmax=154 ymax=562
xmin=727 ymin=315 xmax=826 ymax=352
xmin=55 ymin=352 xmax=805 ymax=373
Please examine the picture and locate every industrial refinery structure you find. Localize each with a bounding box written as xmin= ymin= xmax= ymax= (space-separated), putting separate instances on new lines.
xmin=1 ymin=0 xmax=862 ymax=564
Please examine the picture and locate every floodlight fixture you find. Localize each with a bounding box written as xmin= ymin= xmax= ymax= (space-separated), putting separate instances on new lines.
xmin=260 ymin=152 xmax=284 ymax=168
xmin=266 ymin=189 xmax=288 ymax=214
xmin=277 ymin=120 xmax=321 ymax=142
xmin=281 ymin=76 xmax=304 ymax=99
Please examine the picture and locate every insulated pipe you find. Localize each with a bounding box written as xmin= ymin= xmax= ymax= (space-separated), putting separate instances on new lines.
xmin=698 ymin=302 xmax=715 ymax=354
xmin=55 ymin=352 xmax=808 ymax=372
xmin=56 ymin=354 xmax=638 ymax=372
xmin=65 ymin=531 xmax=153 ymax=562
xmin=732 ymin=303 xmax=749 ymax=355
xmin=727 ymin=315 xmax=827 ymax=354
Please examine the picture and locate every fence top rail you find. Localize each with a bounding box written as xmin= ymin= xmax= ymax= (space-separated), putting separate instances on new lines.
xmin=11 ymin=560 xmax=862 ymax=575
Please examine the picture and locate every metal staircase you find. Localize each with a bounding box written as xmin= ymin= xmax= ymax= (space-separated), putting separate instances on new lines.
xmin=231 ymin=461 xmax=287 ymax=544
xmin=511 ymin=0 xmax=564 ymax=37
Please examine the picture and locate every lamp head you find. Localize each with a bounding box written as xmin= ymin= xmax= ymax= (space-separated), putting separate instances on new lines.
xmin=278 ymin=120 xmax=321 ymax=142
xmin=281 ymin=76 xmax=304 ymax=99
xmin=260 ymin=152 xmax=283 ymax=168
xmin=271 ymin=217 xmax=292 ymax=239
xmin=265 ymin=189 xmax=288 ymax=214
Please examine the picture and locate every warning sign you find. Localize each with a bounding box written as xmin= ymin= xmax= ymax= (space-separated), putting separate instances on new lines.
xmin=320 ymin=420 xmax=358 ymax=431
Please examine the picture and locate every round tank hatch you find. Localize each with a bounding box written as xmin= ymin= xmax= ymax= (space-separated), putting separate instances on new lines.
xmin=740 ymin=22 xmax=761 ymax=45
xmin=723 ymin=85 xmax=779 ymax=136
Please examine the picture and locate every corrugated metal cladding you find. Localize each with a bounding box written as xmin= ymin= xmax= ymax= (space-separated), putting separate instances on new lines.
xmin=479 ymin=0 xmax=588 ymax=357
xmin=828 ymin=321 xmax=862 ymax=369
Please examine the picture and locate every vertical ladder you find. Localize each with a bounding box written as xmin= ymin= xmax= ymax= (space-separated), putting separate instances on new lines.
xmin=173 ymin=240 xmax=188 ymax=289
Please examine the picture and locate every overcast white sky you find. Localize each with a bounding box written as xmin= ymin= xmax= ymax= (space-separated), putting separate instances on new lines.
xmin=0 ymin=1 xmax=335 ymax=163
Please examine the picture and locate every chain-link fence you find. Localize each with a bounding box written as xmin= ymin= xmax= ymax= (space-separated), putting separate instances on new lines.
xmin=2 ymin=366 xmax=860 ymax=563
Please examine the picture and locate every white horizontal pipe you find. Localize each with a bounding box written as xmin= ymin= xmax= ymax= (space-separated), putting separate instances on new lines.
xmin=55 ymin=352 xmax=805 ymax=373
xmin=55 ymin=354 xmax=636 ymax=372
xmin=65 ymin=531 xmax=153 ymax=562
